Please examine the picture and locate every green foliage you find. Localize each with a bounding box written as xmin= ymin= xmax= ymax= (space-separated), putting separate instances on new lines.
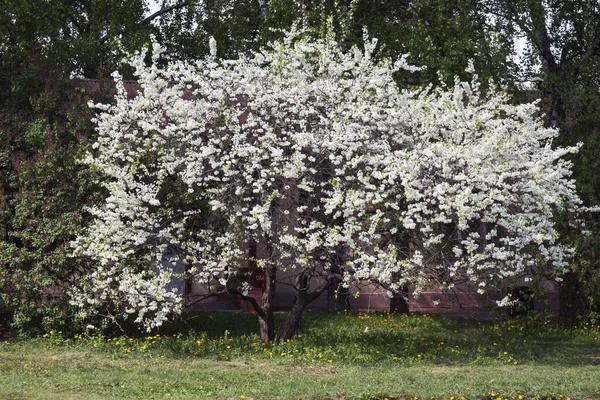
xmin=480 ymin=0 xmax=600 ymax=323
xmin=348 ymin=0 xmax=516 ymax=89
xmin=0 ymin=38 xmax=105 ymax=336
xmin=0 ymin=85 xmax=102 ymax=335
xmin=153 ymin=0 xmax=263 ymax=60
xmin=0 ymin=0 xmax=156 ymax=334
xmin=254 ymin=0 xmax=517 ymax=91
xmin=0 ymin=0 xmax=151 ymax=80
xmin=554 ymin=213 xmax=600 ymax=326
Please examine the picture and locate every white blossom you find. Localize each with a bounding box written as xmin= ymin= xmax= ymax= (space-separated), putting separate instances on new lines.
xmin=71 ymin=29 xmax=585 ymax=329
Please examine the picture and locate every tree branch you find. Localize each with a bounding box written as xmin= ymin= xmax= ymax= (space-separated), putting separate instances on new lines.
xmin=141 ymin=1 xmax=190 ymax=25
xmin=99 ymin=1 xmax=190 ymax=44
xmin=229 ymin=289 xmax=267 ymax=320
xmin=257 ymin=0 xmax=268 ymax=19
xmin=307 ymin=279 xmax=334 ymax=303
xmin=184 ymin=289 xmax=228 ymax=307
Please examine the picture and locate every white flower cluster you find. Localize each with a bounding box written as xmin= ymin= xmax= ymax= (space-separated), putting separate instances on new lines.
xmin=71 ymin=28 xmax=583 ymax=329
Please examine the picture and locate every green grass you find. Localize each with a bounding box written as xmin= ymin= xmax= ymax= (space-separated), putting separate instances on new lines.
xmin=1 ymin=310 xmax=600 ymax=399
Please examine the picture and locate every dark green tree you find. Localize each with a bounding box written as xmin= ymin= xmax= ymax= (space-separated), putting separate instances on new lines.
xmin=483 ymin=0 xmax=600 ymax=323
xmin=0 ymin=0 xmax=157 ymax=334
xmin=349 ymin=0 xmax=516 ymax=88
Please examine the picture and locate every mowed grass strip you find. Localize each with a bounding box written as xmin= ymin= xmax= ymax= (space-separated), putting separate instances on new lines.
xmin=1 ymin=311 xmax=600 ymax=399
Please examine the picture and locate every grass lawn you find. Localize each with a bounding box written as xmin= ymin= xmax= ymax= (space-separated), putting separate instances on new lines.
xmin=1 ymin=310 xmax=599 ymax=399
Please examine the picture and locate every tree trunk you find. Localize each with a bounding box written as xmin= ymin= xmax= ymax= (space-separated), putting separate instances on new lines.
xmin=278 ymin=272 xmax=334 ymax=340
xmin=258 ymin=264 xmax=276 ymax=342
xmin=389 ymin=285 xmax=409 ymax=313
xmin=278 ymin=296 xmax=307 ymax=340
xmin=326 ymin=245 xmax=350 ymax=311
xmin=278 ymin=271 xmax=310 ymax=340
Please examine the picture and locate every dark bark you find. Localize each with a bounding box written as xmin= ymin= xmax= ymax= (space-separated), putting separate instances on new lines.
xmin=278 ymin=295 xmax=307 ymax=340
xmin=99 ymin=2 xmax=190 ymax=44
xmin=257 ymin=267 xmax=276 ymax=342
xmin=254 ymin=192 xmax=284 ymax=342
xmin=278 ymin=272 xmax=332 ymax=340
xmin=140 ymin=2 xmax=190 ymax=25
xmin=389 ymin=285 xmax=409 ymax=313
xmin=227 ymin=239 xmax=276 ymax=342
xmin=326 ymin=244 xmax=350 ymax=311
xmin=258 ymin=240 xmax=277 ymax=342
xmin=184 ymin=288 xmax=228 ymax=308
xmin=278 ymin=271 xmax=310 ymax=340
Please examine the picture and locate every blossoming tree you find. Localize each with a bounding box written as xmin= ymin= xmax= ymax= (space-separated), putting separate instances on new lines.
xmin=71 ymin=29 xmax=584 ymax=341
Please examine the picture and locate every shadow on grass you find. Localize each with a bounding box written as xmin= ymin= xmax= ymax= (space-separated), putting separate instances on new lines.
xmin=138 ymin=309 xmax=600 ymax=367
